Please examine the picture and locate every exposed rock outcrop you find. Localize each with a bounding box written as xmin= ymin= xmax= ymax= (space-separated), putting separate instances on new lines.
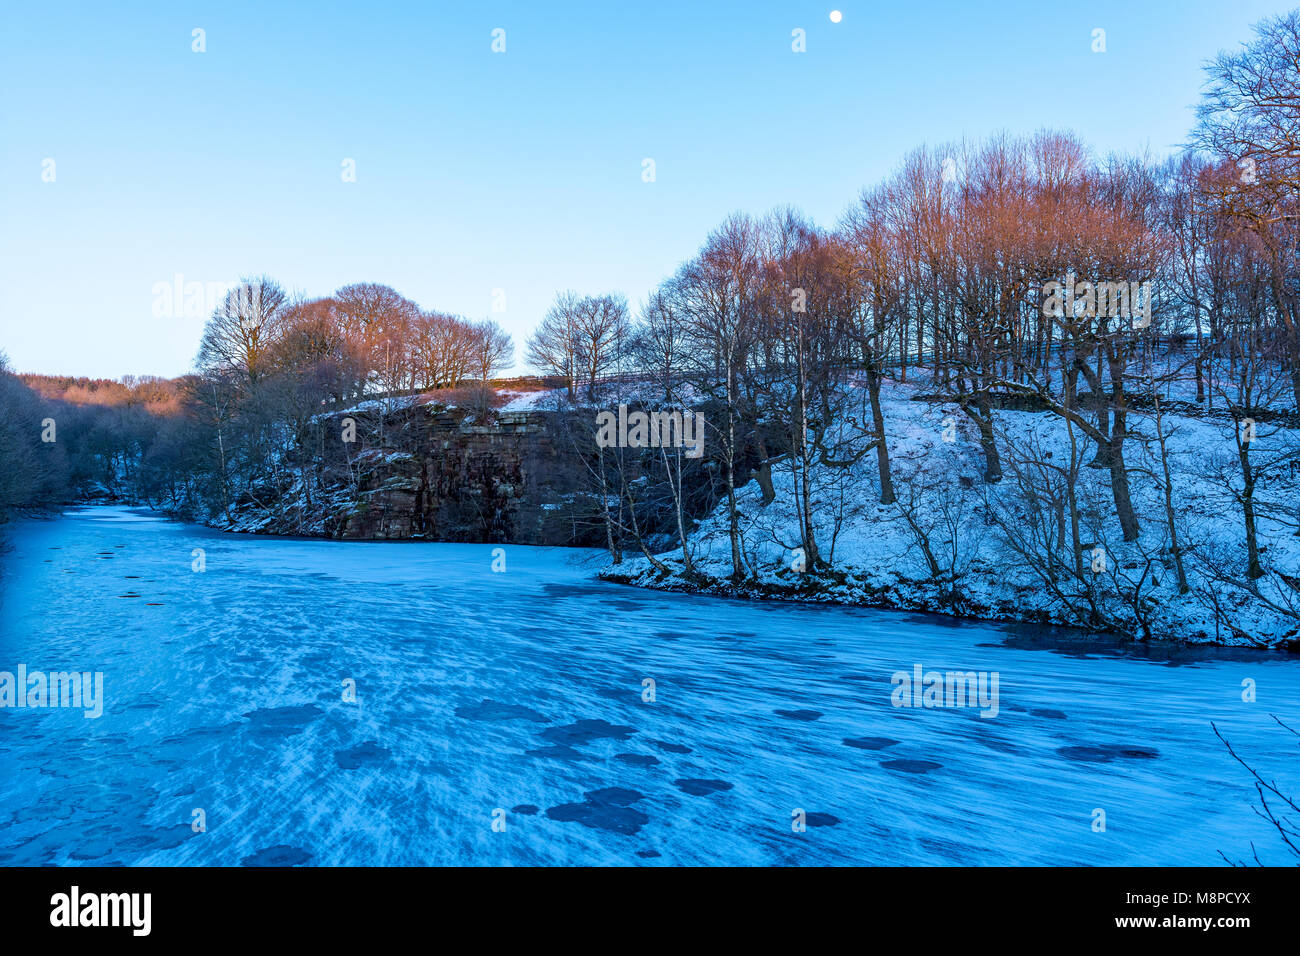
xmin=222 ymin=405 xmax=597 ymax=545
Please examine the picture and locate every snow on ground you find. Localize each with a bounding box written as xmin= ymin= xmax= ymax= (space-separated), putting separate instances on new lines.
xmin=498 ymin=389 xmax=556 ymax=412
xmin=606 ymin=378 xmax=1300 ymax=647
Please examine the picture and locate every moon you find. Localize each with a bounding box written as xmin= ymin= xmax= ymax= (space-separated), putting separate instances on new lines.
xmin=830 ymin=10 xmax=843 ymax=23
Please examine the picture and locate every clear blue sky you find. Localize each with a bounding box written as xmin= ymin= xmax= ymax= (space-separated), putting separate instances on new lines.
xmin=0 ymin=0 xmax=1290 ymax=378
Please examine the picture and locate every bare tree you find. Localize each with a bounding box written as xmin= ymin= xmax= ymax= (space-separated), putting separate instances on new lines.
xmin=1194 ymin=12 xmax=1300 ymax=407
xmin=468 ymin=319 xmax=514 ymax=384
xmin=526 ymin=291 xmax=583 ymax=400
xmin=572 ymin=293 xmax=630 ymax=400
xmin=196 ymin=276 xmax=290 ymax=385
xmin=670 ymin=213 xmax=762 ymax=581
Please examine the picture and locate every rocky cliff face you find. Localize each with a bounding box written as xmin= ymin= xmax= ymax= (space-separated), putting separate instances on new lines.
xmin=331 ymin=410 xmax=560 ymax=542
xmin=222 ymin=404 xmax=599 ymax=545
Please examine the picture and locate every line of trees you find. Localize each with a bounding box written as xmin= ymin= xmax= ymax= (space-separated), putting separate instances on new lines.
xmin=0 ymin=355 xmax=192 ymax=521
xmin=196 ymin=279 xmax=513 ymax=397
xmin=181 ymin=280 xmax=515 ymax=524
xmin=2 ymin=279 xmax=520 ymax=529
xmin=533 ymin=13 xmax=1300 ymax=640
xmin=0 ymin=352 xmax=65 ymax=520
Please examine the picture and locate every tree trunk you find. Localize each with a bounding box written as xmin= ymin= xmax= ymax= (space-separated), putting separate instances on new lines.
xmin=1153 ymin=397 xmax=1189 ymax=593
xmin=866 ymin=363 xmax=896 ymax=504
xmin=725 ymin=373 xmax=743 ymax=581
xmin=962 ymin=395 xmax=1001 ymax=483
xmin=1106 ymin=348 xmax=1139 ymax=541
xmin=1108 ymin=438 xmax=1140 ymax=542
xmin=1240 ymin=445 xmax=1263 ymax=579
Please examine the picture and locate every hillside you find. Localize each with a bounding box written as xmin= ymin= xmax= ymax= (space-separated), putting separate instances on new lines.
xmin=603 ymin=378 xmax=1300 ymax=648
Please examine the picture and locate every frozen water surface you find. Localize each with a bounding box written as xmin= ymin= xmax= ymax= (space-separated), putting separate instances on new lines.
xmin=1 ymin=507 xmax=1297 ymax=866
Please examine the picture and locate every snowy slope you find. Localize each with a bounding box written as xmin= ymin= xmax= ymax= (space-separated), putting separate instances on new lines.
xmin=605 ymin=380 xmax=1300 ymax=647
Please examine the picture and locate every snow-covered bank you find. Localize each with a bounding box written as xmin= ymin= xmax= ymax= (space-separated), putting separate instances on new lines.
xmin=602 ymin=380 xmax=1300 ymax=649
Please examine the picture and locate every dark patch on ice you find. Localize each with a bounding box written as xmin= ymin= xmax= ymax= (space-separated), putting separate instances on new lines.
xmin=595 ymin=686 xmax=643 ymax=703
xmin=454 ymin=699 xmax=547 ymax=722
xmin=1030 ymin=708 xmax=1068 ymax=719
xmin=114 ymin=825 xmax=191 ymax=853
xmin=996 ymin=627 xmax=1274 ymax=664
xmin=636 ymin=849 xmax=661 ymax=858
xmin=335 ymin=741 xmax=391 ymax=769
xmin=542 ymin=589 xmax=651 ymax=613
xmin=511 ymin=804 xmax=539 ymax=815
xmin=546 ymin=787 xmax=649 ymax=835
xmin=12 ymin=802 xmax=76 ymax=824
xmin=587 ymin=787 xmax=644 ymax=804
xmin=538 ymin=719 xmax=636 ymax=746
xmin=650 ymin=739 xmax=692 ymax=754
xmin=239 ymin=704 xmax=323 ymax=737
xmin=614 ymin=753 xmax=660 ymax=767
xmin=545 ymin=580 xmax=646 ymax=603
xmin=805 ymin=812 xmax=841 ymax=827
xmin=1056 ymin=744 xmax=1159 ymax=763
xmin=919 ymin=836 xmax=971 ymax=862
xmin=843 ymin=736 xmax=900 ymax=750
xmin=980 ymin=736 xmax=1021 ymax=754
xmin=524 ymin=743 xmax=590 ymax=761
xmin=241 ymin=845 xmax=313 ymax=867
xmin=775 ymin=709 xmax=823 ymax=721
xmin=881 ymin=759 xmax=943 ymax=774
xmin=69 ymin=839 xmax=115 ymax=860
xmin=674 ymin=778 xmax=734 ymax=796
